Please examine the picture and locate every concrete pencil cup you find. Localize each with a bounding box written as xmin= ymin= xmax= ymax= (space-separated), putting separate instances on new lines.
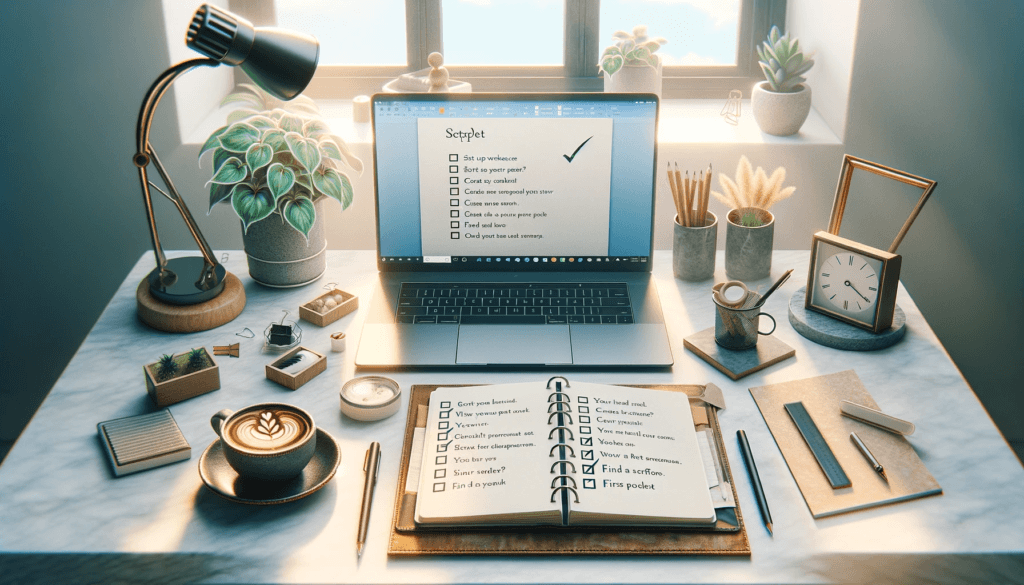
xmin=673 ymin=212 xmax=718 ymax=281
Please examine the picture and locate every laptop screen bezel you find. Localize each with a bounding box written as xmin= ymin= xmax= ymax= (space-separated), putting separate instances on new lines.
xmin=370 ymin=92 xmax=659 ymax=273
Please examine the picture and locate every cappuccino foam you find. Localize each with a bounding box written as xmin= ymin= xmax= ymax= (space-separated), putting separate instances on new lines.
xmin=225 ymin=408 xmax=311 ymax=452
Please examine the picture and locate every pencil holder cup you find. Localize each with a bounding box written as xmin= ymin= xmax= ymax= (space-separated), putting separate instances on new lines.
xmin=725 ymin=207 xmax=774 ymax=281
xmin=673 ymin=212 xmax=717 ymax=282
xmin=713 ymin=292 xmax=776 ymax=350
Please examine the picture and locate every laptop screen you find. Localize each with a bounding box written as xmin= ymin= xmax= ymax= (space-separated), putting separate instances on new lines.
xmin=371 ymin=93 xmax=659 ymax=272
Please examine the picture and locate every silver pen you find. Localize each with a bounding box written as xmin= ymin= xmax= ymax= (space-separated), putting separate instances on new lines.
xmin=850 ymin=432 xmax=887 ymax=482
xmin=357 ymin=442 xmax=381 ymax=556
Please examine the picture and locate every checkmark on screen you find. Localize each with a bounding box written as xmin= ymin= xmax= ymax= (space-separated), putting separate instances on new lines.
xmin=563 ymin=136 xmax=593 ymax=163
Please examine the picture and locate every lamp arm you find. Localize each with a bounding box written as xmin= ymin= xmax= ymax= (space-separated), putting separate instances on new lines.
xmin=133 ymin=58 xmax=221 ymax=281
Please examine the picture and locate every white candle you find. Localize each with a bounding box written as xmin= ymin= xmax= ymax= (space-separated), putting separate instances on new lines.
xmin=340 ymin=376 xmax=401 ymax=421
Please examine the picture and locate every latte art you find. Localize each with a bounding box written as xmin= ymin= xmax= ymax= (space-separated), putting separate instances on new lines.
xmin=225 ymin=409 xmax=311 ymax=452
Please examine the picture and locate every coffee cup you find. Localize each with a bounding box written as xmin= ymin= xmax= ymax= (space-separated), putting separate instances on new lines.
xmin=211 ymin=403 xmax=316 ymax=481
xmin=713 ymin=291 xmax=776 ymax=350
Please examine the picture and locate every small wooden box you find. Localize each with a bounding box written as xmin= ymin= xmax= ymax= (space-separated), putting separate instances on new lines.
xmin=265 ymin=346 xmax=326 ymax=390
xmin=144 ymin=348 xmax=220 ymax=407
xmin=299 ymin=288 xmax=358 ymax=327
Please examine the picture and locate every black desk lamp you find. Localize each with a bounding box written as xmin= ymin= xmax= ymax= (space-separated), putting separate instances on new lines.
xmin=134 ymin=4 xmax=319 ymax=332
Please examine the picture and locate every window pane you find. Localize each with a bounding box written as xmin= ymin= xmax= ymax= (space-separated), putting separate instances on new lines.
xmin=442 ymin=0 xmax=563 ymax=66
xmin=273 ymin=0 xmax=407 ymax=65
xmin=600 ymin=0 xmax=740 ymax=66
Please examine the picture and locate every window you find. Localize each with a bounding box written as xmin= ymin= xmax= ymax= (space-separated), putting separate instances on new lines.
xmin=231 ymin=0 xmax=783 ymax=98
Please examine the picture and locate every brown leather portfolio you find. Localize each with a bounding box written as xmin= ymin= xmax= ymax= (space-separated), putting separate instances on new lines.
xmin=388 ymin=383 xmax=751 ymax=556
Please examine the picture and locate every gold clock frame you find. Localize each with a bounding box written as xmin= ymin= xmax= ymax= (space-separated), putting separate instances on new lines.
xmin=806 ymin=155 xmax=937 ymax=333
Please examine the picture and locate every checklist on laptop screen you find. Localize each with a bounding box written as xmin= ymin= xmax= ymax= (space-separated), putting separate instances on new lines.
xmin=372 ymin=94 xmax=659 ymax=272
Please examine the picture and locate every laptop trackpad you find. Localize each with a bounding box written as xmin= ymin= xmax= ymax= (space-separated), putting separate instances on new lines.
xmin=456 ymin=325 xmax=572 ymax=365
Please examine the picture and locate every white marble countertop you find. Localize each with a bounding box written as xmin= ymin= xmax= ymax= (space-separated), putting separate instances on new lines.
xmin=1 ymin=250 xmax=1021 ymax=585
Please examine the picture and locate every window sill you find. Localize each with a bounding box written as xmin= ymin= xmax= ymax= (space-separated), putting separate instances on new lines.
xmin=184 ymin=98 xmax=841 ymax=148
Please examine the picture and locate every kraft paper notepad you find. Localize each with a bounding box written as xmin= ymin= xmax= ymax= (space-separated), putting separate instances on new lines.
xmin=750 ymin=370 xmax=941 ymax=518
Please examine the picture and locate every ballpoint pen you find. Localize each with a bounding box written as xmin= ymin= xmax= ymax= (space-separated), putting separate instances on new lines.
xmin=850 ymin=432 xmax=887 ymax=482
xmin=737 ymin=430 xmax=773 ymax=536
xmin=357 ymin=442 xmax=382 ymax=556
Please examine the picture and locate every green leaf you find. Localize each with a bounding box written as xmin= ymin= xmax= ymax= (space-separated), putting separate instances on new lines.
xmin=212 ymin=148 xmax=231 ymax=173
xmin=218 ymin=122 xmax=260 ymax=153
xmin=769 ymin=25 xmax=781 ymax=44
xmin=284 ymin=101 xmax=321 ymax=116
xmin=246 ymin=115 xmax=278 ymax=130
xmin=221 ymin=92 xmax=264 ymax=110
xmin=303 ymin=119 xmax=331 ymax=139
xmin=760 ymin=62 xmax=780 ymax=90
xmin=208 ymin=182 xmax=233 ymax=213
xmin=282 ymin=196 xmax=317 ymax=239
xmin=639 ymin=41 xmax=661 ymax=53
xmin=601 ymin=46 xmax=623 ymax=58
xmin=756 ymin=45 xmax=767 ymax=63
xmin=620 ymin=39 xmax=635 ymax=55
xmin=319 ymin=139 xmax=343 ymax=161
xmin=199 ymin=125 xmax=228 ymax=164
xmin=231 ymin=183 xmax=277 ymax=233
xmin=313 ymin=167 xmax=353 ymax=209
xmin=763 ymin=41 xmax=780 ymax=64
xmin=269 ymin=108 xmax=288 ymax=120
xmin=294 ymin=173 xmax=313 ymax=191
xmin=207 ymin=156 xmax=247 ymax=185
xmin=612 ymin=30 xmax=632 ymax=40
xmin=280 ymin=114 xmax=304 ymax=134
xmin=246 ymin=143 xmax=274 ymax=172
xmin=328 ymin=135 xmax=365 ymax=174
xmin=285 ymin=132 xmax=322 ymax=172
xmin=630 ymin=46 xmax=652 ymax=63
xmin=266 ymin=162 xmax=296 ymax=200
xmin=601 ymin=54 xmax=623 ymax=76
xmin=262 ymin=129 xmax=287 ymax=151
xmin=226 ymin=108 xmax=261 ymax=124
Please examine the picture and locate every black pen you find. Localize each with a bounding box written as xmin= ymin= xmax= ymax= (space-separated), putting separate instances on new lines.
xmin=357 ymin=442 xmax=381 ymax=556
xmin=737 ymin=430 xmax=773 ymax=536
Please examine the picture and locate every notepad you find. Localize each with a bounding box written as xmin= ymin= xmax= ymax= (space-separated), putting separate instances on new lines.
xmin=413 ymin=380 xmax=717 ymax=527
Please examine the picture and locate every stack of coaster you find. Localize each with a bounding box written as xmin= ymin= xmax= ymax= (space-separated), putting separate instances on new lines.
xmin=97 ymin=410 xmax=191 ymax=477
xmin=684 ymin=328 xmax=795 ymax=381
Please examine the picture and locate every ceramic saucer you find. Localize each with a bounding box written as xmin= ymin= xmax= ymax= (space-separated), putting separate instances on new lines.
xmin=199 ymin=427 xmax=340 ymax=505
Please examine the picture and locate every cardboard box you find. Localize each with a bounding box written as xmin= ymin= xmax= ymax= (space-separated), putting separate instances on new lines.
xmin=265 ymin=346 xmax=326 ymax=390
xmin=299 ymin=288 xmax=358 ymax=327
xmin=144 ymin=348 xmax=220 ymax=406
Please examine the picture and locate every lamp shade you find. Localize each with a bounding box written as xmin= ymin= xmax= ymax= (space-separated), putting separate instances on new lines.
xmin=186 ymin=4 xmax=319 ymax=100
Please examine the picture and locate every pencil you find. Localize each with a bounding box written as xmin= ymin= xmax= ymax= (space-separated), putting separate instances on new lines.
xmin=667 ymin=162 xmax=681 ymax=224
xmin=675 ymin=163 xmax=689 ymax=227
xmin=700 ymin=164 xmax=711 ymax=227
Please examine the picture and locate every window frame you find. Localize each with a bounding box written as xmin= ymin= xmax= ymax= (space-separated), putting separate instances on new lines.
xmin=230 ymin=0 xmax=784 ymax=98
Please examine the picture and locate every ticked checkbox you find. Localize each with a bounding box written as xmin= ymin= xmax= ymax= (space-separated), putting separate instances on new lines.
xmin=579 ymin=415 xmax=591 ymax=423
xmin=582 ymin=449 xmax=594 ymax=460
xmin=440 ymin=409 xmax=451 ymax=418
xmin=582 ymin=460 xmax=598 ymax=474
xmin=581 ymin=437 xmax=593 ymax=446
xmin=449 ymin=154 xmax=459 ymax=162
xmin=583 ymin=478 xmax=596 ymax=489
xmin=437 ymin=440 xmax=452 ymax=452
xmin=434 ymin=469 xmax=447 ymax=479
xmin=433 ymin=482 xmax=446 ymax=492
xmin=438 ymin=429 xmax=452 ymax=440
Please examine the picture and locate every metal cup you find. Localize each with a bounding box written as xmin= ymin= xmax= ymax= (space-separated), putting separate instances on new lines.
xmin=713 ymin=292 xmax=776 ymax=350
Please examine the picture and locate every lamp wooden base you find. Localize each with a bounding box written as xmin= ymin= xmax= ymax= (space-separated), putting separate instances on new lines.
xmin=137 ymin=271 xmax=246 ymax=333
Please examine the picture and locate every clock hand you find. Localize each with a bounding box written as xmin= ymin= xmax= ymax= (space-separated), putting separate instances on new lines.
xmin=843 ymin=280 xmax=871 ymax=303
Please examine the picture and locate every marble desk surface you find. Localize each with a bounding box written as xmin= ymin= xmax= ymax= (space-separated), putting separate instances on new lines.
xmin=1 ymin=251 xmax=1021 ymax=585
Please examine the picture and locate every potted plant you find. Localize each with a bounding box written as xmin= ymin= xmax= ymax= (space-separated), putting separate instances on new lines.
xmin=712 ymin=156 xmax=796 ymax=280
xmin=751 ymin=26 xmax=815 ymax=136
xmin=599 ymin=26 xmax=667 ymax=97
xmin=200 ymin=85 xmax=363 ymax=287
xmin=144 ymin=347 xmax=220 ymax=406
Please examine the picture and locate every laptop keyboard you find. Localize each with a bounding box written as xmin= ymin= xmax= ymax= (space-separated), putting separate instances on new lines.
xmin=396 ymin=283 xmax=634 ymax=325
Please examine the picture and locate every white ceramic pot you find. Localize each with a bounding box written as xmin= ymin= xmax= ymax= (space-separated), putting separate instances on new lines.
xmin=603 ymin=59 xmax=662 ymax=98
xmin=751 ymin=81 xmax=812 ymax=136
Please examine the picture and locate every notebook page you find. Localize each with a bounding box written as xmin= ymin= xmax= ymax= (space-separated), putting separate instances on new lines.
xmin=414 ymin=384 xmax=560 ymax=525
xmin=566 ymin=382 xmax=717 ymax=525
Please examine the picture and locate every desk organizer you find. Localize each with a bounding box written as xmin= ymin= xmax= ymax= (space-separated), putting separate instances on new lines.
xmin=143 ymin=348 xmax=220 ymax=406
xmin=265 ymin=346 xmax=326 ymax=390
xmin=300 ymin=288 xmax=358 ymax=327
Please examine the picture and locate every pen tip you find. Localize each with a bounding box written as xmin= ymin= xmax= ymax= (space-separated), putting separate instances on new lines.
xmin=357 ymin=543 xmax=364 ymax=557
xmin=766 ymin=523 xmax=773 ymax=536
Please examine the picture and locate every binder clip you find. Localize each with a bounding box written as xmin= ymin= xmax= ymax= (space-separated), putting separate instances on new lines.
xmin=213 ymin=342 xmax=240 ymax=358
xmin=265 ymin=311 xmax=302 ymax=351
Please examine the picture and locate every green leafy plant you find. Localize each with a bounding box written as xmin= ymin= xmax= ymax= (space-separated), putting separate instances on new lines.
xmin=186 ymin=348 xmax=208 ymax=373
xmin=200 ymin=84 xmax=363 ymax=240
xmin=156 ymin=354 xmax=179 ymax=381
xmin=599 ymin=25 xmax=667 ymax=77
xmin=740 ymin=212 xmax=764 ymax=228
xmin=756 ymin=25 xmax=814 ymax=92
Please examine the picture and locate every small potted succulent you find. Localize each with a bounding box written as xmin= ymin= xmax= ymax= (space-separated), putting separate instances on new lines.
xmin=200 ymin=84 xmax=363 ymax=287
xmin=712 ymin=156 xmax=796 ymax=280
xmin=144 ymin=347 xmax=220 ymax=407
xmin=599 ymin=25 xmax=667 ymax=97
xmin=752 ymin=26 xmax=815 ymax=136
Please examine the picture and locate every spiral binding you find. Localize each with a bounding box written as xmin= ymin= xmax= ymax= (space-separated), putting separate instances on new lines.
xmin=547 ymin=378 xmax=578 ymax=512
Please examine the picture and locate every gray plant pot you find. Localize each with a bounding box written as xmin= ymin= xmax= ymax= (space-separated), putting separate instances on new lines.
xmin=751 ymin=81 xmax=812 ymax=136
xmin=725 ymin=207 xmax=774 ymax=282
xmin=242 ymin=198 xmax=327 ymax=288
xmin=673 ymin=212 xmax=717 ymax=281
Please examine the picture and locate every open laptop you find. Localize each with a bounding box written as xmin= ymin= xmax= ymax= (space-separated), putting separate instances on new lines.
xmin=356 ymin=93 xmax=672 ymax=368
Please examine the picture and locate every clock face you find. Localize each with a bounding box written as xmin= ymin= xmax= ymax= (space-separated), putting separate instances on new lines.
xmin=809 ymin=239 xmax=886 ymax=325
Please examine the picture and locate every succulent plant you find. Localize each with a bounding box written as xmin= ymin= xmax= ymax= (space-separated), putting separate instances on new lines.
xmin=186 ymin=348 xmax=207 ymax=372
xmin=740 ymin=211 xmax=764 ymax=228
xmin=200 ymin=84 xmax=363 ymax=240
xmin=756 ymin=26 xmax=814 ymax=92
xmin=599 ymin=25 xmax=667 ymax=77
xmin=712 ymin=155 xmax=796 ymax=218
xmin=156 ymin=354 xmax=179 ymax=381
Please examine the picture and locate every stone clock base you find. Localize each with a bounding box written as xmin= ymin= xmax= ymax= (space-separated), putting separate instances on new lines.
xmin=789 ymin=287 xmax=906 ymax=351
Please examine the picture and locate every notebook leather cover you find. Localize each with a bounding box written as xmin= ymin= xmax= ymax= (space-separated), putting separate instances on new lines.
xmin=388 ymin=383 xmax=750 ymax=556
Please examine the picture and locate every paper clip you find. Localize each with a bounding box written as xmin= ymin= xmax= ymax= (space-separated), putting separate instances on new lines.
xmin=235 ymin=327 xmax=255 ymax=339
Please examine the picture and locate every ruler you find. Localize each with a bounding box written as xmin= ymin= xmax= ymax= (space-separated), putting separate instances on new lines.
xmin=784 ymin=402 xmax=851 ymax=489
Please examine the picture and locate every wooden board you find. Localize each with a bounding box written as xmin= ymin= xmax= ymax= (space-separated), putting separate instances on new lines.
xmin=684 ymin=327 xmax=795 ymax=381
xmin=136 ymin=272 xmax=246 ymax=333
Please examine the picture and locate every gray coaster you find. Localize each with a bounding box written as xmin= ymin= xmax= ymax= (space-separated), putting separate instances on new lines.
xmin=98 ymin=410 xmax=190 ymax=477
xmin=684 ymin=327 xmax=795 ymax=381
xmin=788 ymin=287 xmax=906 ymax=351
